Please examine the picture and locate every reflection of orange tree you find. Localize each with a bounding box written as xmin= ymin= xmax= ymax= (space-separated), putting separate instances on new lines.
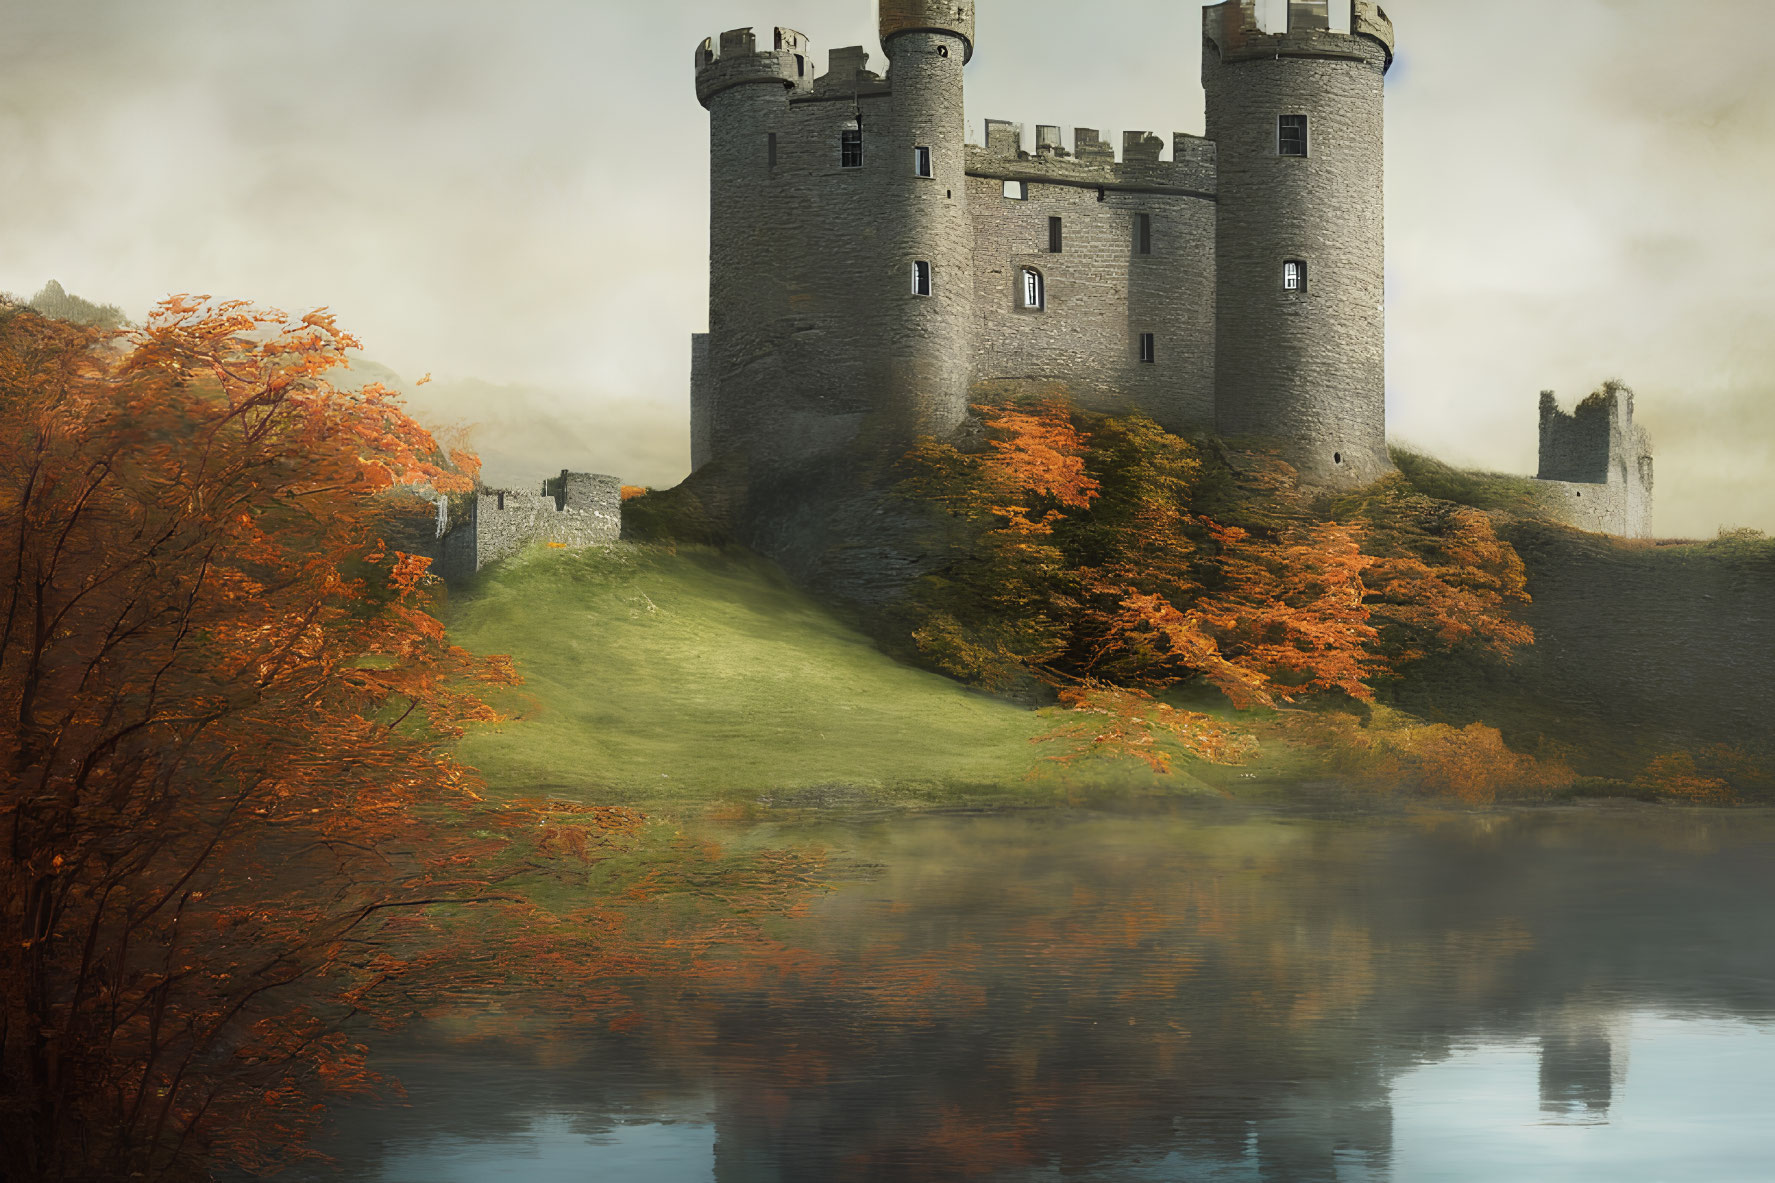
xmin=0 ymin=301 xmax=825 ymax=1179
xmin=896 ymin=397 xmax=1562 ymax=794
xmin=607 ymin=818 xmax=1539 ymax=1179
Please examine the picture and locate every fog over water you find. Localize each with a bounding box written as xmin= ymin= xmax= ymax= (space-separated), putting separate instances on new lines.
xmin=2 ymin=0 xmax=1771 ymax=536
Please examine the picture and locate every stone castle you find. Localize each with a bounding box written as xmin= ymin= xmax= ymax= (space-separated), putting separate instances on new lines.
xmin=686 ymin=0 xmax=1657 ymax=536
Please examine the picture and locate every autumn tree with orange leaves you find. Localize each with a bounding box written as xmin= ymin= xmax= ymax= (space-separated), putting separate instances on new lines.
xmin=0 ymin=298 xmax=575 ymax=1181
xmin=896 ymin=398 xmax=1536 ymax=772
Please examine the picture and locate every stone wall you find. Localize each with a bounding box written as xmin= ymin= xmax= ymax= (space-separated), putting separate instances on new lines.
xmin=965 ymin=132 xmax=1217 ymax=430
xmin=1536 ymin=384 xmax=1654 ymax=539
xmin=1505 ymin=525 xmax=1775 ymax=750
xmin=415 ymin=471 xmax=622 ymax=581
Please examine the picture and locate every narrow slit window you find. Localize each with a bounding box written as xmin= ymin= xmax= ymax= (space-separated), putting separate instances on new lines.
xmin=1284 ymin=259 xmax=1307 ymax=292
xmin=1003 ymin=180 xmax=1028 ymax=200
xmin=1021 ymin=268 xmax=1044 ymax=310
xmin=1279 ymin=114 xmax=1308 ymax=157
xmin=912 ymin=260 xmax=933 ymax=297
xmin=1048 ymin=216 xmax=1063 ymax=253
xmin=1139 ymin=333 xmax=1156 ymax=364
xmin=767 ymin=132 xmax=778 ymax=169
xmin=796 ymin=54 xmax=805 ymax=77
xmin=841 ymin=128 xmax=864 ymax=168
xmin=914 ymin=146 xmax=933 ymax=178
xmin=1136 ymin=213 xmax=1152 ymax=255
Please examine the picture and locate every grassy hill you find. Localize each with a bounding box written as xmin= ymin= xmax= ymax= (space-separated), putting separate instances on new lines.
xmin=443 ymin=544 xmax=1160 ymax=809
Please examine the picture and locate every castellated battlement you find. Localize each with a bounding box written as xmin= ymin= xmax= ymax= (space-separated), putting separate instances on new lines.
xmin=695 ymin=27 xmax=814 ymax=108
xmin=973 ymin=121 xmax=1217 ymax=198
xmin=421 ymin=470 xmax=623 ymax=582
xmin=1535 ymin=383 xmax=1655 ymax=539
xmin=1205 ymin=0 xmax=1395 ymax=70
xmin=879 ymin=0 xmax=976 ymax=61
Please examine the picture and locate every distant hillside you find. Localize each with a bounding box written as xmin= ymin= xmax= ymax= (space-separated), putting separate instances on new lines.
xmin=335 ymin=356 xmax=688 ymax=492
xmin=26 ymin=281 xmax=126 ymax=330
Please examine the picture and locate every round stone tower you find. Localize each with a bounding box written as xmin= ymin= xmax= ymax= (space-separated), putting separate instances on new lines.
xmin=695 ymin=27 xmax=814 ymax=471
xmin=877 ymin=0 xmax=975 ymax=440
xmin=1203 ymin=0 xmax=1395 ymax=488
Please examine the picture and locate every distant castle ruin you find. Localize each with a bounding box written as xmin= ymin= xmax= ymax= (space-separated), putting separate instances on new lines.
xmin=686 ymin=0 xmax=1656 ymax=537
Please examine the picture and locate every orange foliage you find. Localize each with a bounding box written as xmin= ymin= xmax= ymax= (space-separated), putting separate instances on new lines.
xmin=899 ymin=398 xmax=1543 ymax=786
xmin=1040 ymin=683 xmax=1257 ymax=772
xmin=0 ymin=299 xmax=700 ymax=1178
xmin=1299 ymin=710 xmax=1574 ymax=804
xmin=620 ymin=484 xmax=648 ymax=501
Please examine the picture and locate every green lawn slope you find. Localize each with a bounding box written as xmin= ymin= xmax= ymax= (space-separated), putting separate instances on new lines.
xmin=444 ymin=544 xmax=1076 ymax=807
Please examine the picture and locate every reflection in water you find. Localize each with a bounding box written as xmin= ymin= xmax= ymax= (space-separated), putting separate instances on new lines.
xmin=305 ymin=809 xmax=1775 ymax=1182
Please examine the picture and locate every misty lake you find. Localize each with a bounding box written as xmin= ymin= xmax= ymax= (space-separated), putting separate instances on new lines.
xmin=302 ymin=806 xmax=1775 ymax=1182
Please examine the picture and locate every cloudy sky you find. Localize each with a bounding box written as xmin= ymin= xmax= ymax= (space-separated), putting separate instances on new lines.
xmin=2 ymin=0 xmax=1770 ymax=536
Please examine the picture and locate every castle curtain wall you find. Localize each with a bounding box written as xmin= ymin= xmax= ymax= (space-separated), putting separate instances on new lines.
xmin=964 ymin=140 xmax=1217 ymax=430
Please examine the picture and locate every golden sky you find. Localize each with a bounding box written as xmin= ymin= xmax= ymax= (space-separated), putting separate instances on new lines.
xmin=2 ymin=0 xmax=1770 ymax=537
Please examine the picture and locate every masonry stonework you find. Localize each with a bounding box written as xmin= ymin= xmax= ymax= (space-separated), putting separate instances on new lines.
xmin=1534 ymin=383 xmax=1655 ymax=539
xmin=423 ymin=471 xmax=623 ymax=582
xmin=686 ymin=0 xmax=1654 ymax=538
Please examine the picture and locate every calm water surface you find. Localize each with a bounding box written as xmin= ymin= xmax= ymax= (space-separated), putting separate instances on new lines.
xmin=309 ymin=807 xmax=1775 ymax=1181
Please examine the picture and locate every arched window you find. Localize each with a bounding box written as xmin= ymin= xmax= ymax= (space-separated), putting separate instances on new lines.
xmin=1284 ymin=259 xmax=1307 ymax=293
xmin=1021 ymin=268 xmax=1044 ymax=310
xmin=912 ymin=261 xmax=933 ymax=297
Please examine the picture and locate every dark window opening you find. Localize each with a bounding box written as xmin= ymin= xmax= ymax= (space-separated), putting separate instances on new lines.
xmin=496 ymin=491 xmax=506 ymax=510
xmin=796 ymin=54 xmax=805 ymax=77
xmin=1049 ymin=217 xmax=1063 ymax=253
xmin=1284 ymin=259 xmax=1307 ymax=292
xmin=1139 ymin=333 xmax=1156 ymax=364
xmin=938 ymin=44 xmax=950 ymax=58
xmin=841 ymin=128 xmax=863 ymax=168
xmin=1021 ymin=268 xmax=1044 ymax=310
xmin=1136 ymin=213 xmax=1152 ymax=256
xmin=1279 ymin=114 xmax=1309 ymax=157
xmin=1334 ymin=452 xmax=1344 ymax=466
xmin=914 ymin=146 xmax=933 ymax=178
xmin=1096 ymin=187 xmax=1106 ymax=203
xmin=767 ymin=132 xmax=777 ymax=169
xmin=913 ymin=260 xmax=933 ymax=297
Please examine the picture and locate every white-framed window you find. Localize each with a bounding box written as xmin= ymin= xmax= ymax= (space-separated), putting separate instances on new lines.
xmin=912 ymin=260 xmax=933 ymax=296
xmin=1279 ymin=114 xmax=1308 ymax=157
xmin=1003 ymin=180 xmax=1028 ymax=200
xmin=914 ymin=146 xmax=932 ymax=177
xmin=1139 ymin=333 xmax=1156 ymax=364
xmin=1283 ymin=259 xmax=1307 ymax=292
xmin=1021 ymin=267 xmax=1044 ymax=310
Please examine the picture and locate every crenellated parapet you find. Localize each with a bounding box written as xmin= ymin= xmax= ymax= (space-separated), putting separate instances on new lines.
xmin=878 ymin=0 xmax=975 ymax=62
xmin=970 ymin=121 xmax=1217 ymax=198
xmin=1204 ymin=0 xmax=1394 ymax=72
xmin=695 ymin=27 xmax=814 ymax=107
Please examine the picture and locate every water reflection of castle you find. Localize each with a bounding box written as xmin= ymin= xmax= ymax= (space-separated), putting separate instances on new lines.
xmin=1539 ymin=1013 xmax=1632 ymax=1124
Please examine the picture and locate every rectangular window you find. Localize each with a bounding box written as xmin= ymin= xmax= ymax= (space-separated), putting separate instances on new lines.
xmin=912 ymin=260 xmax=933 ymax=297
xmin=1136 ymin=213 xmax=1152 ymax=256
xmin=1003 ymin=180 xmax=1028 ymax=200
xmin=1284 ymin=260 xmax=1306 ymax=292
xmin=841 ymin=129 xmax=863 ymax=168
xmin=1022 ymin=268 xmax=1044 ymax=309
xmin=1279 ymin=114 xmax=1309 ymax=157
xmin=1049 ymin=217 xmax=1063 ymax=253
xmin=914 ymin=146 xmax=932 ymax=178
xmin=767 ymin=132 xmax=777 ymax=169
xmin=1139 ymin=333 xmax=1156 ymax=364
xmin=796 ymin=54 xmax=805 ymax=78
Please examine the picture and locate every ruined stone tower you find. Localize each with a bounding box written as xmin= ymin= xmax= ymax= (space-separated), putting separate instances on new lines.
xmin=1202 ymin=0 xmax=1394 ymax=488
